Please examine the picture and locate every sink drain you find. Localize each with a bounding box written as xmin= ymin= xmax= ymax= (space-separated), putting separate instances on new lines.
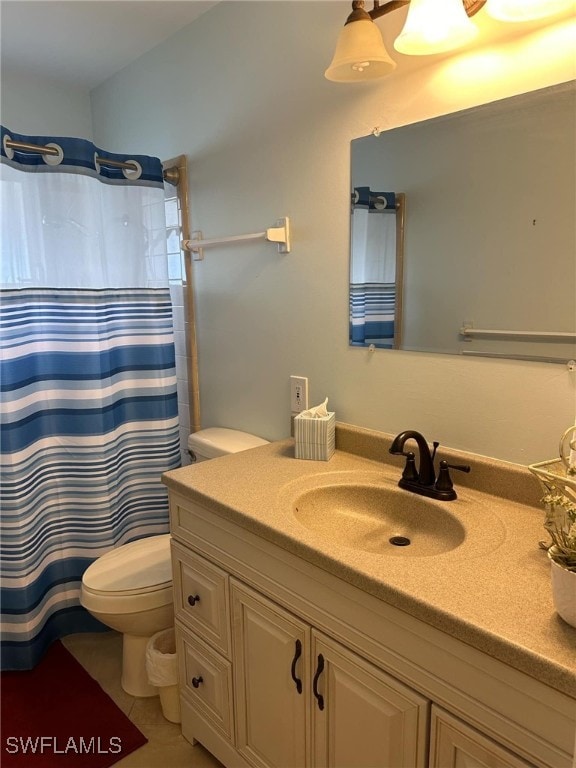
xmin=389 ymin=535 xmax=411 ymax=547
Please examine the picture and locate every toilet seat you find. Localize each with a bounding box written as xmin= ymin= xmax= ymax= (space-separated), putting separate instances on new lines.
xmin=81 ymin=534 xmax=173 ymax=614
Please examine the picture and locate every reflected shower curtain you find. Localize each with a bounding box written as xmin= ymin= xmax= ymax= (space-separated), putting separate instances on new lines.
xmin=350 ymin=187 xmax=397 ymax=348
xmin=0 ymin=127 xmax=181 ymax=670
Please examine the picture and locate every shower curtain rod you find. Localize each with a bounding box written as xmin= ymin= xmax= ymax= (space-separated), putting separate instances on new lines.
xmin=3 ymin=137 xmax=180 ymax=185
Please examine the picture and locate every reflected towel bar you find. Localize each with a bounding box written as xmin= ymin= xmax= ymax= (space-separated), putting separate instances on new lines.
xmin=182 ymin=217 xmax=290 ymax=260
xmin=460 ymin=324 xmax=575 ymax=341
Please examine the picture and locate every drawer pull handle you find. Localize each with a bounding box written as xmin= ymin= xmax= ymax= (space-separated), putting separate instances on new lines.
xmin=290 ymin=639 xmax=303 ymax=694
xmin=187 ymin=594 xmax=201 ymax=606
xmin=312 ymin=653 xmax=325 ymax=711
xmin=191 ymin=676 xmax=204 ymax=689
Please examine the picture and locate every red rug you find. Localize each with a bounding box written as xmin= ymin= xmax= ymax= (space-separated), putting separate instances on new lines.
xmin=1 ymin=640 xmax=148 ymax=767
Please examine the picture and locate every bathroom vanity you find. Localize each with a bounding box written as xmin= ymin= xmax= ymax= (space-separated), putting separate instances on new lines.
xmin=163 ymin=424 xmax=576 ymax=768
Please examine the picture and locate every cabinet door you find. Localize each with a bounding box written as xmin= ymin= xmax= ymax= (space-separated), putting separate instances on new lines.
xmin=311 ymin=631 xmax=428 ymax=768
xmin=231 ymin=580 xmax=310 ymax=768
xmin=430 ymin=707 xmax=535 ymax=768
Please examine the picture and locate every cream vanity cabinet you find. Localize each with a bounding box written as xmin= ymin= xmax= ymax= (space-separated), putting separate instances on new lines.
xmin=169 ymin=492 xmax=575 ymax=768
xmin=173 ymin=541 xmax=427 ymax=768
xmin=231 ymin=580 xmax=427 ymax=768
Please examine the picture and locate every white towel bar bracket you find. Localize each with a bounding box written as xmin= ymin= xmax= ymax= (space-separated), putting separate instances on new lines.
xmin=182 ymin=217 xmax=290 ymax=261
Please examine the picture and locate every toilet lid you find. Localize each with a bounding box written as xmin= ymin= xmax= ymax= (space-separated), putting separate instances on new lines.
xmin=82 ymin=534 xmax=172 ymax=595
xmin=188 ymin=427 xmax=269 ymax=459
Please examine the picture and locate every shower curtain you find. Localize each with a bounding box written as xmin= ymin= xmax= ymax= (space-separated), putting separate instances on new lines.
xmin=350 ymin=187 xmax=397 ymax=348
xmin=0 ymin=127 xmax=181 ymax=670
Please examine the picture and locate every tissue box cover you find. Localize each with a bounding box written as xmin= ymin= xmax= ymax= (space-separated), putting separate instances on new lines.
xmin=294 ymin=412 xmax=335 ymax=461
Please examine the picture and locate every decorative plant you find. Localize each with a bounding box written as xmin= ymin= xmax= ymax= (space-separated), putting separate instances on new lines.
xmin=540 ymin=489 xmax=576 ymax=572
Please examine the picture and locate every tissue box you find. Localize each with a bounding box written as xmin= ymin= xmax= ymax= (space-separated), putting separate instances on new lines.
xmin=294 ymin=412 xmax=335 ymax=461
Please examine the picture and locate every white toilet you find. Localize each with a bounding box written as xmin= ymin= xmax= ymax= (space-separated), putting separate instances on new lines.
xmin=80 ymin=534 xmax=174 ymax=697
xmin=80 ymin=428 xmax=268 ymax=697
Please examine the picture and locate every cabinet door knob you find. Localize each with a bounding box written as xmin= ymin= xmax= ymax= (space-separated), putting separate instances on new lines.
xmin=191 ymin=675 xmax=203 ymax=689
xmin=187 ymin=594 xmax=201 ymax=606
xmin=313 ymin=653 xmax=325 ymax=711
xmin=290 ymin=638 xmax=303 ymax=694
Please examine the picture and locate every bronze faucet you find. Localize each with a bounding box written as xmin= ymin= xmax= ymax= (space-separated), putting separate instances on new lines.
xmin=389 ymin=430 xmax=470 ymax=501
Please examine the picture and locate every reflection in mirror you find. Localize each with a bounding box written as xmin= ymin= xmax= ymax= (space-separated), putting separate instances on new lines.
xmin=350 ymin=188 xmax=405 ymax=349
xmin=349 ymin=82 xmax=576 ymax=363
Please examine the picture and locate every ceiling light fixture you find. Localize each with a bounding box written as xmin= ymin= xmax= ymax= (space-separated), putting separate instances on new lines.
xmin=325 ymin=0 xmax=572 ymax=82
xmin=324 ymin=0 xmax=400 ymax=82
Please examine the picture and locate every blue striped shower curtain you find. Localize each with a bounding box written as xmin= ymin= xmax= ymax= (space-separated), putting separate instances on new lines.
xmin=0 ymin=127 xmax=181 ymax=670
xmin=350 ymin=187 xmax=397 ymax=348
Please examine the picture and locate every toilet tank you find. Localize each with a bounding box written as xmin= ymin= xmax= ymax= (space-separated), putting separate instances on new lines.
xmin=188 ymin=427 xmax=269 ymax=462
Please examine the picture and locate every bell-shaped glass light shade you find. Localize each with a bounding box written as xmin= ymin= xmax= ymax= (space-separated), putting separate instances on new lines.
xmin=486 ymin=0 xmax=573 ymax=21
xmin=325 ymin=19 xmax=397 ymax=82
xmin=394 ymin=0 xmax=478 ymax=56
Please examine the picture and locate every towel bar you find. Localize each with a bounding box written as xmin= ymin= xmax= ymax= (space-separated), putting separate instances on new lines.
xmin=182 ymin=217 xmax=290 ymax=260
xmin=460 ymin=324 xmax=575 ymax=341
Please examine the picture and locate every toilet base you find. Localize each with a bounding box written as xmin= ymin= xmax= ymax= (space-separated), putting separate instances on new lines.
xmin=121 ymin=633 xmax=158 ymax=697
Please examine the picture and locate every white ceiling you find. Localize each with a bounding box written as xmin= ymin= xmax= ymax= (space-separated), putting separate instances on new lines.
xmin=0 ymin=1 xmax=218 ymax=89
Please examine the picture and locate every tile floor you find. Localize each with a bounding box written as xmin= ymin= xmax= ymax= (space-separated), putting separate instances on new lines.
xmin=63 ymin=632 xmax=224 ymax=768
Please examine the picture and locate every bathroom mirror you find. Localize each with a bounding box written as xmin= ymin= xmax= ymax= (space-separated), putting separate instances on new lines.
xmin=350 ymin=82 xmax=576 ymax=363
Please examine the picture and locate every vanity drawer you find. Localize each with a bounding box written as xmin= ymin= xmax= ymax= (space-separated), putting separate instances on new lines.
xmin=176 ymin=622 xmax=234 ymax=742
xmin=172 ymin=540 xmax=231 ymax=657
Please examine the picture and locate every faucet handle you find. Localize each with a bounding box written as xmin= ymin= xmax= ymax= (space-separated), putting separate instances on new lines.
xmin=401 ymin=451 xmax=419 ymax=482
xmin=446 ymin=462 xmax=471 ymax=474
xmin=435 ymin=460 xmax=471 ymax=493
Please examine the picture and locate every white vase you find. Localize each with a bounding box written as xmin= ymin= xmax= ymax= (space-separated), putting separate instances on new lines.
xmin=548 ymin=549 xmax=576 ymax=628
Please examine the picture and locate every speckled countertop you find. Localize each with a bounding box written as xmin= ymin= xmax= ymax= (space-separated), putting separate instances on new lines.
xmin=163 ymin=423 xmax=576 ymax=698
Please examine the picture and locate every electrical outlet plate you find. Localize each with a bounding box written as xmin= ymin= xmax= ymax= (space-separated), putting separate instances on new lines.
xmin=290 ymin=375 xmax=309 ymax=413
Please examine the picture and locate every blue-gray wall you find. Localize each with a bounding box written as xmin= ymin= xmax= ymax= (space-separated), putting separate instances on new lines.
xmin=1 ymin=68 xmax=93 ymax=139
xmin=5 ymin=2 xmax=576 ymax=464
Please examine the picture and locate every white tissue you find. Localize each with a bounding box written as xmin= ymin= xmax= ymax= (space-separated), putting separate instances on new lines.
xmin=300 ymin=397 xmax=329 ymax=419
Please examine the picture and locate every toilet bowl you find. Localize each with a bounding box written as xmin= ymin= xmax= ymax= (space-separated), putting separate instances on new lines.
xmin=80 ymin=427 xmax=269 ymax=698
xmin=81 ymin=534 xmax=174 ymax=697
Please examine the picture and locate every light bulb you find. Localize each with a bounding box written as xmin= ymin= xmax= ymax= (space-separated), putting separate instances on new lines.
xmin=394 ymin=0 xmax=478 ymax=56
